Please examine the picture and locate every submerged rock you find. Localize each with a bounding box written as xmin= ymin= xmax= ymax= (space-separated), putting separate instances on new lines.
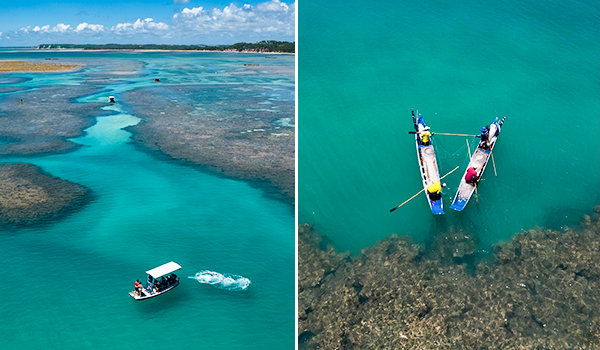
xmin=298 ymin=206 xmax=600 ymax=349
xmin=0 ymin=162 xmax=92 ymax=226
xmin=429 ymin=225 xmax=478 ymax=262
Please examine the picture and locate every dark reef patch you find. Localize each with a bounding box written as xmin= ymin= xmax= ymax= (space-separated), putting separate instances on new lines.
xmin=0 ymin=76 xmax=31 ymax=84
xmin=0 ymin=85 xmax=111 ymax=156
xmin=298 ymin=206 xmax=600 ymax=349
xmin=0 ymin=162 xmax=93 ymax=228
xmin=0 ymin=86 xmax=30 ymax=93
xmin=121 ymin=85 xmax=295 ymax=201
xmin=80 ymin=59 xmax=147 ymax=86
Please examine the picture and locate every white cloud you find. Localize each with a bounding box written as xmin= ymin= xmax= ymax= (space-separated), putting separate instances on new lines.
xmin=52 ymin=23 xmax=71 ymax=33
xmin=33 ymin=25 xmax=51 ymax=32
xmin=171 ymin=0 xmax=295 ymax=39
xmin=75 ymin=22 xmax=105 ymax=32
xmin=112 ymin=18 xmax=169 ymax=34
xmin=0 ymin=0 xmax=294 ymax=46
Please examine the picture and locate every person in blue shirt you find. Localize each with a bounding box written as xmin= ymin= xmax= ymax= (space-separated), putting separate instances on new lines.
xmin=477 ymin=126 xmax=490 ymax=149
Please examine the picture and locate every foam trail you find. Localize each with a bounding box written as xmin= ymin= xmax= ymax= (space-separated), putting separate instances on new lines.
xmin=188 ymin=270 xmax=251 ymax=291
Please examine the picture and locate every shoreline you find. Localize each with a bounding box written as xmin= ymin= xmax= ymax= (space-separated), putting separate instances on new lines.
xmin=0 ymin=48 xmax=293 ymax=54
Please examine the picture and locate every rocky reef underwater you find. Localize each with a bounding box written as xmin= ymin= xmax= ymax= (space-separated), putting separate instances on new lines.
xmin=299 ymin=206 xmax=600 ymax=349
xmin=0 ymin=162 xmax=92 ymax=228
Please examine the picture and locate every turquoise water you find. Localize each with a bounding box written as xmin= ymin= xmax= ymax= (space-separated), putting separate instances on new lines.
xmin=0 ymin=50 xmax=294 ymax=349
xmin=299 ymin=0 xmax=599 ymax=254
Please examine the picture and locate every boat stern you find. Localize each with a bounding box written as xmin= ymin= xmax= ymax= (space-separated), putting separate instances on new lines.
xmin=449 ymin=199 xmax=468 ymax=211
xmin=430 ymin=199 xmax=445 ymax=215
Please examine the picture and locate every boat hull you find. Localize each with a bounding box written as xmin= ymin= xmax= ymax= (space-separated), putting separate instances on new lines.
xmin=414 ymin=112 xmax=444 ymax=215
xmin=450 ymin=117 xmax=505 ymax=211
xmin=129 ymin=281 xmax=180 ymax=300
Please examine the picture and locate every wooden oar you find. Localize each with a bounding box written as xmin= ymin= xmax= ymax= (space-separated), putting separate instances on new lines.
xmin=389 ymin=188 xmax=425 ymax=213
xmin=389 ymin=165 xmax=459 ymax=213
xmin=408 ymin=131 xmax=477 ymax=137
xmin=465 ymin=139 xmax=478 ymax=203
xmin=491 ymin=152 xmax=497 ymax=176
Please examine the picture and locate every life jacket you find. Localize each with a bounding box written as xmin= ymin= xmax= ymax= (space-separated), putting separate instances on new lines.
xmin=421 ymin=131 xmax=431 ymax=143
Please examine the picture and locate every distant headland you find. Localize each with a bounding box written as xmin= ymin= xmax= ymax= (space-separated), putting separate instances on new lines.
xmin=34 ymin=40 xmax=295 ymax=53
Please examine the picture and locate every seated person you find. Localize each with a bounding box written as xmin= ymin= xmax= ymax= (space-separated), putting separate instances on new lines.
xmin=427 ymin=181 xmax=445 ymax=201
xmin=476 ymin=126 xmax=489 ymax=149
xmin=134 ymin=280 xmax=143 ymax=296
xmin=420 ymin=127 xmax=432 ymax=145
xmin=465 ymin=167 xmax=479 ymax=184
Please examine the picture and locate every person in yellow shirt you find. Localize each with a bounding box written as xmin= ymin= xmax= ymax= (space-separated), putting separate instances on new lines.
xmin=427 ymin=181 xmax=445 ymax=201
xmin=420 ymin=126 xmax=431 ymax=144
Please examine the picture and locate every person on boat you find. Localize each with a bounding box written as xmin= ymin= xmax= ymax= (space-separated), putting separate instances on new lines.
xmin=147 ymin=275 xmax=155 ymax=293
xmin=427 ymin=181 xmax=445 ymax=201
xmin=135 ymin=280 xmax=143 ymax=297
xmin=476 ymin=126 xmax=489 ymax=149
xmin=465 ymin=166 xmax=479 ymax=184
xmin=420 ymin=127 xmax=432 ymax=145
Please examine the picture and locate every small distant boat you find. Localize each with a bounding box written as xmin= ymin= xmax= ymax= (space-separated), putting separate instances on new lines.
xmin=154 ymin=78 xmax=160 ymax=82
xmin=129 ymin=261 xmax=181 ymax=300
xmin=412 ymin=109 xmax=444 ymax=215
xmin=450 ymin=116 xmax=506 ymax=211
xmin=109 ymin=96 xmax=115 ymax=103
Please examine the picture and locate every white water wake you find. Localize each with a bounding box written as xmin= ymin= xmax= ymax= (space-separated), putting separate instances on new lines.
xmin=188 ymin=270 xmax=251 ymax=291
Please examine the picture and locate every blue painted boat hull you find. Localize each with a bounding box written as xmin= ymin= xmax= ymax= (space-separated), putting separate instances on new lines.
xmin=450 ymin=116 xmax=505 ymax=211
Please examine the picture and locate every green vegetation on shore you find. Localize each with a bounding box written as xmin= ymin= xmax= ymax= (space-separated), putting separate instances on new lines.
xmin=36 ymin=41 xmax=295 ymax=53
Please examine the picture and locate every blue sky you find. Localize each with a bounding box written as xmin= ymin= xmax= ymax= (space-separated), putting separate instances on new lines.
xmin=0 ymin=0 xmax=295 ymax=46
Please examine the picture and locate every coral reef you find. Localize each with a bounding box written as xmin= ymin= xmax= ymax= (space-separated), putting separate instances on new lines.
xmin=0 ymin=85 xmax=109 ymax=156
xmin=0 ymin=163 xmax=92 ymax=226
xmin=299 ymin=206 xmax=600 ymax=349
xmin=122 ymin=85 xmax=295 ymax=200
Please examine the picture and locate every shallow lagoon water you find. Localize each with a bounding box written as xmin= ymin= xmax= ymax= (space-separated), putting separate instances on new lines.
xmin=298 ymin=1 xmax=598 ymax=347
xmin=299 ymin=0 xmax=599 ymax=255
xmin=0 ymin=50 xmax=294 ymax=349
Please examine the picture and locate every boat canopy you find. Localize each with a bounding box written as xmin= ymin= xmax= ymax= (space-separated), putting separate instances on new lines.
xmin=146 ymin=261 xmax=182 ymax=279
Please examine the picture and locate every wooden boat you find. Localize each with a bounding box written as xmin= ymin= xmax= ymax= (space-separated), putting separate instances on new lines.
xmin=129 ymin=261 xmax=181 ymax=300
xmin=412 ymin=109 xmax=444 ymax=215
xmin=449 ymin=116 xmax=506 ymax=211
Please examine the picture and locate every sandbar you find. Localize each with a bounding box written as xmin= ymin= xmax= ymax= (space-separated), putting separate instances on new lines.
xmin=0 ymin=60 xmax=82 ymax=72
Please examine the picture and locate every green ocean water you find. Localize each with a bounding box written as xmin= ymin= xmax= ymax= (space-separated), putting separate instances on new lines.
xmin=299 ymin=0 xmax=600 ymax=254
xmin=0 ymin=51 xmax=294 ymax=349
